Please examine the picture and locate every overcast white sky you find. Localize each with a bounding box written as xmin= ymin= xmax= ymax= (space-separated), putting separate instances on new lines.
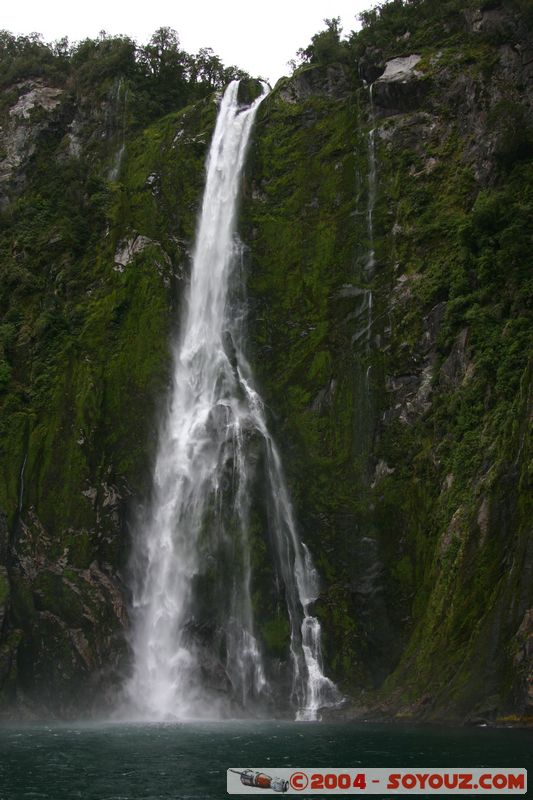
xmin=3 ymin=0 xmax=380 ymax=84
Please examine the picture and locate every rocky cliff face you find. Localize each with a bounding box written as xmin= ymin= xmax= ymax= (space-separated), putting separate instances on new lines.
xmin=0 ymin=67 xmax=216 ymax=715
xmin=0 ymin=0 xmax=531 ymax=722
xmin=242 ymin=0 xmax=533 ymax=723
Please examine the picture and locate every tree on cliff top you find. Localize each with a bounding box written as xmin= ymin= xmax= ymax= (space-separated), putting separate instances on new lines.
xmin=296 ymin=18 xmax=351 ymax=67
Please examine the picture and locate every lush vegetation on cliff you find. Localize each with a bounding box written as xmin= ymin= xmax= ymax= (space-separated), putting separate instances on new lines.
xmin=0 ymin=27 xmax=224 ymax=709
xmin=0 ymin=27 xmax=247 ymax=123
xmin=0 ymin=0 xmax=531 ymax=721
xmin=245 ymin=0 xmax=533 ymax=720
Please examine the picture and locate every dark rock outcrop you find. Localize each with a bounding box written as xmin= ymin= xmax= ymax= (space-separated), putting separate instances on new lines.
xmin=372 ymin=55 xmax=430 ymax=117
xmin=276 ymin=64 xmax=354 ymax=103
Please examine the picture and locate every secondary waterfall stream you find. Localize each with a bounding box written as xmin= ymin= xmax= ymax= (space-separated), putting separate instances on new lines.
xmin=125 ymin=80 xmax=339 ymax=721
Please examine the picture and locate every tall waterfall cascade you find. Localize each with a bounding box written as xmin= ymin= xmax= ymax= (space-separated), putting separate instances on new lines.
xmin=364 ymin=83 xmax=378 ymax=393
xmin=125 ymin=80 xmax=340 ymax=721
xmin=365 ymin=84 xmax=377 ymax=279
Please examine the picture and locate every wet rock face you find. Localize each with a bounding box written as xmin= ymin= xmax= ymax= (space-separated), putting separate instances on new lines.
xmin=464 ymin=3 xmax=531 ymax=45
xmin=9 ymin=85 xmax=63 ymax=120
xmin=0 ymin=81 xmax=64 ymax=205
xmin=237 ymin=79 xmax=264 ymax=105
xmin=439 ymin=328 xmax=472 ymax=390
xmin=513 ymin=609 xmax=533 ymax=712
xmin=433 ymin=4 xmax=533 ymax=185
xmin=114 ymin=234 xmax=155 ymax=270
xmin=0 ymin=568 xmax=7 ymax=634
xmin=0 ymin=75 xmax=144 ymax=208
xmin=383 ymin=298 xmax=447 ymax=426
xmin=247 ymin=0 xmax=531 ymax=722
xmin=358 ymin=47 xmax=385 ymax=85
xmin=0 ymin=465 xmax=133 ymax=714
xmin=0 ymin=512 xmax=8 ymax=636
xmin=0 ymin=1 xmax=531 ymax=723
xmin=0 ymin=64 xmax=211 ymax=716
xmin=277 ymin=64 xmax=354 ymax=103
xmin=0 ymin=510 xmax=8 ymax=565
xmin=5 ymin=506 xmax=128 ymax=715
xmin=371 ymin=54 xmax=430 ymax=117
xmin=378 ymin=54 xmax=423 ymax=82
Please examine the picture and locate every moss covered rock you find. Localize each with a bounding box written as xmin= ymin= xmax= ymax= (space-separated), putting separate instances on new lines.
xmin=0 ymin=0 xmax=531 ymax=722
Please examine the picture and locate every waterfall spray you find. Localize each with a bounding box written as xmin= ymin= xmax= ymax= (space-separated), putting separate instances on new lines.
xmin=125 ymin=81 xmax=339 ymax=721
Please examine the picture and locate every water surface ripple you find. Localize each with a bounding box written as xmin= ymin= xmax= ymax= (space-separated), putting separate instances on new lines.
xmin=0 ymin=721 xmax=531 ymax=799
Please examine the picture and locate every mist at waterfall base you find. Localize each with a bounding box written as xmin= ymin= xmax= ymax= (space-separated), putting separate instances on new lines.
xmin=121 ymin=80 xmax=339 ymax=723
xmin=1 ymin=721 xmax=532 ymax=800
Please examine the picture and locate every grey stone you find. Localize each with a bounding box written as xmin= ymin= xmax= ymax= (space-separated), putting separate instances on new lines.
xmin=277 ymin=64 xmax=352 ymax=104
xmin=440 ymin=328 xmax=472 ymax=390
xmin=114 ymin=234 xmax=155 ymax=270
xmin=9 ymin=86 xmax=63 ymax=120
xmin=376 ymin=55 xmax=422 ymax=83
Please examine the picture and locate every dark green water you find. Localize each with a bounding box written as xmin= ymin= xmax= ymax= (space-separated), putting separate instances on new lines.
xmin=0 ymin=721 xmax=530 ymax=799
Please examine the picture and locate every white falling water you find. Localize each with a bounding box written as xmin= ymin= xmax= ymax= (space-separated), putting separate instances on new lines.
xmin=18 ymin=452 xmax=27 ymax=514
xmin=366 ymin=84 xmax=377 ymax=278
xmin=125 ymin=80 xmax=340 ymax=721
xmin=363 ymin=84 xmax=378 ymax=397
xmin=109 ymin=77 xmax=128 ymax=181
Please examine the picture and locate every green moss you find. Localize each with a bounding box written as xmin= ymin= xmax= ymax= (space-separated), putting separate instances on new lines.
xmin=392 ymin=556 xmax=414 ymax=595
xmin=0 ymin=570 xmax=8 ymax=606
xmin=260 ymin=617 xmax=290 ymax=659
xmin=9 ymin=576 xmax=36 ymax=627
xmin=0 ymin=1 xmax=531 ymax=719
xmin=33 ymin=570 xmax=84 ymax=625
xmin=240 ymin=10 xmax=533 ymax=715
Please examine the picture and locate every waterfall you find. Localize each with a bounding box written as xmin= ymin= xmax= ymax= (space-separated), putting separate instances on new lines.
xmin=18 ymin=453 xmax=27 ymax=514
xmin=366 ymin=84 xmax=377 ymax=279
xmin=125 ymin=80 xmax=339 ymax=722
xmin=347 ymin=82 xmax=379 ymax=464
xmin=109 ymin=77 xmax=128 ymax=181
xmin=364 ymin=84 xmax=378 ymax=398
